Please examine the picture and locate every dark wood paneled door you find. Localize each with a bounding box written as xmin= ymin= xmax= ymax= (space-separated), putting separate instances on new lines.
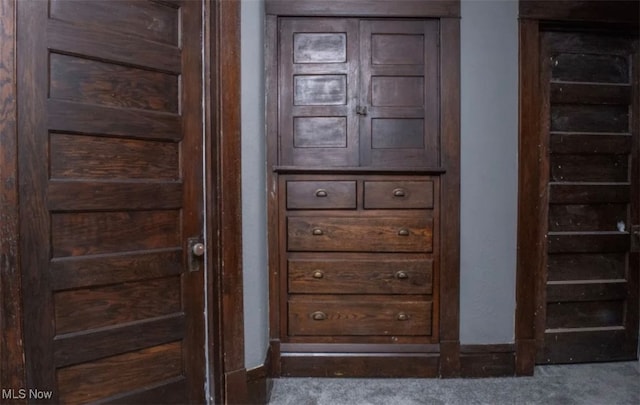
xmin=17 ymin=0 xmax=206 ymax=402
xmin=538 ymin=30 xmax=639 ymax=363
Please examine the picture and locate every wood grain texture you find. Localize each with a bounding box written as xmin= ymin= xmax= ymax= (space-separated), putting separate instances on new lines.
xmin=288 ymin=257 xmax=433 ymax=294
xmin=520 ymin=1 xmax=639 ymax=24
xmin=57 ymin=342 xmax=183 ymax=404
xmin=364 ymin=180 xmax=434 ymax=209
xmin=547 ymin=253 xmax=626 ymax=281
xmin=287 ymin=215 xmax=433 ymax=252
xmin=549 ymin=133 xmax=632 ymax=155
xmin=438 ymin=17 xmax=460 ymax=359
xmin=206 ymin=0 xmax=246 ymax=402
xmin=0 ymin=0 xmax=25 ymax=393
xmin=51 ymin=210 xmax=181 ymax=257
xmin=539 ymin=328 xmax=635 ymax=363
xmin=266 ymin=0 xmax=460 ymax=18
xmin=287 ymin=180 xmax=356 ymax=209
xmin=460 ymin=344 xmax=516 ymax=378
xmin=515 ymin=18 xmax=541 ymax=376
xmin=50 ymin=0 xmax=180 ymax=46
xmin=50 ymin=134 xmax=180 ymax=180
xmin=280 ymin=353 xmax=440 ymax=377
xmin=54 ymin=277 xmax=181 ymax=334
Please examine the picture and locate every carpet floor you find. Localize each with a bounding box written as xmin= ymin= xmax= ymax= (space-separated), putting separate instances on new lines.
xmin=268 ymin=361 xmax=639 ymax=405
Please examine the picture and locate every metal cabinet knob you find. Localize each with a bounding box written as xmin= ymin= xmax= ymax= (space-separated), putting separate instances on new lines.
xmin=312 ymin=228 xmax=324 ymax=236
xmin=398 ymin=228 xmax=410 ymax=236
xmin=312 ymin=271 xmax=324 ymax=279
xmin=315 ymin=189 xmax=328 ymax=197
xmin=397 ymin=312 xmax=409 ymax=321
xmin=393 ymin=188 xmax=406 ymax=197
xmin=395 ymin=271 xmax=409 ymax=280
xmin=311 ymin=311 xmax=327 ymax=321
xmin=192 ymin=242 xmax=205 ymax=256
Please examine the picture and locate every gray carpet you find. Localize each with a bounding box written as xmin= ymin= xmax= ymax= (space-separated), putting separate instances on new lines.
xmin=268 ymin=361 xmax=640 ymax=405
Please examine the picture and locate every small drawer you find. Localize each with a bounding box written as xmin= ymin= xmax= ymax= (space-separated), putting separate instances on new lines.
xmin=287 ymin=181 xmax=356 ymax=210
xmin=364 ymin=181 xmax=433 ymax=209
xmin=288 ymin=299 xmax=432 ymax=336
xmin=287 ymin=215 xmax=432 ymax=252
xmin=288 ymin=258 xmax=433 ymax=294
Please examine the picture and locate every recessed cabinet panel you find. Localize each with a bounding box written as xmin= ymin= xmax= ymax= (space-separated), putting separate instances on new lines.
xmin=294 ymin=117 xmax=347 ymax=148
xmin=294 ymin=75 xmax=347 ymax=106
xmin=372 ymin=76 xmax=424 ymax=107
xmin=294 ymin=33 xmax=347 ymax=63
xmin=372 ymin=119 xmax=425 ymax=149
xmin=372 ymin=34 xmax=424 ymax=65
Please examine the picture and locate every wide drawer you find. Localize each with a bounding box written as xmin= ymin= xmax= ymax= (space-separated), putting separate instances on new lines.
xmin=287 ymin=181 xmax=356 ymax=210
xmin=364 ymin=181 xmax=433 ymax=209
xmin=287 ymin=215 xmax=432 ymax=252
xmin=288 ymin=299 xmax=432 ymax=336
xmin=288 ymin=257 xmax=433 ymax=294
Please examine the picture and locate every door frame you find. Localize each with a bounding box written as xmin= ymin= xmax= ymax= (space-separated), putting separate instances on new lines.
xmin=515 ymin=0 xmax=639 ymax=375
xmin=0 ymin=0 xmax=245 ymax=402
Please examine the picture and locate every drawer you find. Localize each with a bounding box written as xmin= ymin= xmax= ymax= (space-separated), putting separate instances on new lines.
xmin=287 ymin=215 xmax=432 ymax=252
xmin=364 ymin=181 xmax=433 ymax=209
xmin=288 ymin=258 xmax=433 ymax=294
xmin=287 ymin=181 xmax=356 ymax=210
xmin=288 ymin=299 xmax=432 ymax=336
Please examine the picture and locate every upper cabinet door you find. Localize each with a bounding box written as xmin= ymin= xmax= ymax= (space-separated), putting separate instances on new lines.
xmin=278 ymin=18 xmax=440 ymax=168
xmin=279 ymin=18 xmax=360 ymax=166
xmin=360 ymin=20 xmax=440 ymax=168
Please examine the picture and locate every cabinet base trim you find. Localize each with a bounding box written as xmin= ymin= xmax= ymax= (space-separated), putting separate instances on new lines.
xmin=280 ymin=353 xmax=439 ymax=378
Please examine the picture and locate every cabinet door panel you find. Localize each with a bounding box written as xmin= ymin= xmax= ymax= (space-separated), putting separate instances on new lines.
xmin=280 ymin=18 xmax=359 ymax=166
xmin=360 ymin=20 xmax=440 ymax=168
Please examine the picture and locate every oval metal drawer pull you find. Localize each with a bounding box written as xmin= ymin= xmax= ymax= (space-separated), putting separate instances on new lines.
xmin=397 ymin=312 xmax=410 ymax=321
xmin=315 ymin=189 xmax=328 ymax=197
xmin=311 ymin=311 xmax=327 ymax=321
xmin=312 ymin=270 xmax=324 ymax=279
xmin=398 ymin=228 xmax=410 ymax=236
xmin=312 ymin=228 xmax=324 ymax=236
xmin=395 ymin=271 xmax=409 ymax=280
xmin=393 ymin=188 xmax=406 ymax=197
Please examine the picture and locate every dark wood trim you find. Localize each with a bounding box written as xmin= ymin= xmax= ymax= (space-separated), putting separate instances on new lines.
xmin=438 ymin=17 xmax=461 ymax=378
xmin=515 ymin=17 xmax=541 ymax=377
xmin=0 ymin=0 xmax=25 ymax=394
xmin=246 ymin=346 xmax=274 ymax=405
xmin=520 ymin=1 xmax=639 ymax=25
xmin=273 ymin=166 xmax=446 ymax=175
xmin=265 ymin=14 xmax=282 ymax=381
xmin=460 ymin=344 xmax=516 ymax=378
xmin=265 ymin=0 xmax=460 ymax=18
xmin=281 ymin=353 xmax=440 ymax=378
xmin=207 ymin=0 xmax=246 ymax=403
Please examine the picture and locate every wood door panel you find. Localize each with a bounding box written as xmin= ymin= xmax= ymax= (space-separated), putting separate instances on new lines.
xmin=54 ymin=277 xmax=181 ymax=334
xmin=547 ymin=253 xmax=626 ymax=281
xmin=539 ymin=30 xmax=639 ymax=364
xmin=49 ymin=53 xmax=180 ymax=113
xmin=50 ymin=134 xmax=180 ymax=180
xmin=49 ymin=0 xmax=180 ymax=46
xmin=50 ymin=249 xmax=183 ymax=291
xmin=51 ymin=211 xmax=181 ymax=257
xmin=18 ymin=0 xmax=205 ymax=401
xmin=56 ymin=342 xmax=183 ymax=404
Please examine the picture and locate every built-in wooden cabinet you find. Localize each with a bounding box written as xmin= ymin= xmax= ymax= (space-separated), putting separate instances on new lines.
xmin=267 ymin=0 xmax=460 ymax=378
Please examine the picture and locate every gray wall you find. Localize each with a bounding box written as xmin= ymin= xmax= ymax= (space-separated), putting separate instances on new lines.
xmin=241 ymin=0 xmax=268 ymax=369
xmin=459 ymin=0 xmax=518 ymax=344
xmin=240 ymin=0 xmax=520 ymax=367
